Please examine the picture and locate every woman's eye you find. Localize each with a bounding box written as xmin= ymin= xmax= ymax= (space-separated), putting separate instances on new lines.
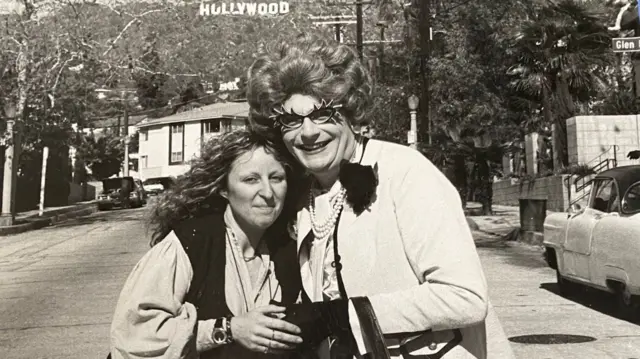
xmin=271 ymin=176 xmax=285 ymax=182
xmin=244 ymin=177 xmax=259 ymax=184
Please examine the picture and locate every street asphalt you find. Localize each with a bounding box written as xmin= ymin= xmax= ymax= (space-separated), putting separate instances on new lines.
xmin=0 ymin=205 xmax=638 ymax=358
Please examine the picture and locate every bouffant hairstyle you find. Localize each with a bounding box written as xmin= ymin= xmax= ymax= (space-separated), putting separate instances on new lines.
xmin=147 ymin=129 xmax=301 ymax=246
xmin=246 ymin=33 xmax=372 ymax=132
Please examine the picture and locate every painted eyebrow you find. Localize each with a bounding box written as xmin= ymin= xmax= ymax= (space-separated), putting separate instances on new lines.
xmin=269 ymin=99 xmax=341 ymax=119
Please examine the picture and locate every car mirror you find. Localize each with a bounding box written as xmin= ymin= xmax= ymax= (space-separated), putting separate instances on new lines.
xmin=569 ymin=203 xmax=582 ymax=213
xmin=622 ymin=200 xmax=630 ymax=212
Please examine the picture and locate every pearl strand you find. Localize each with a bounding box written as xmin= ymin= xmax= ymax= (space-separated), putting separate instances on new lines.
xmin=308 ymin=186 xmax=347 ymax=239
xmin=308 ymin=138 xmax=360 ymax=239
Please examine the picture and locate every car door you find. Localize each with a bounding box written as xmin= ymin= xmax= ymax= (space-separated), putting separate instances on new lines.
xmin=563 ymin=179 xmax=618 ymax=280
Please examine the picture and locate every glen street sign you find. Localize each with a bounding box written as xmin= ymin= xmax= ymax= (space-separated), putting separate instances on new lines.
xmin=612 ymin=37 xmax=640 ymax=53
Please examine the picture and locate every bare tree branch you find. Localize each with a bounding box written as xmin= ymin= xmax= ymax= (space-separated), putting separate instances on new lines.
xmin=102 ymin=9 xmax=164 ymax=56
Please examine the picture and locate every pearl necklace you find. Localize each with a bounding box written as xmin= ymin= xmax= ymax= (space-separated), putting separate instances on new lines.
xmin=308 ymin=140 xmax=360 ymax=239
xmin=308 ymin=186 xmax=347 ymax=239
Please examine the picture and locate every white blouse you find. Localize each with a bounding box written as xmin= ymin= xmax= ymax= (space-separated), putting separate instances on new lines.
xmin=109 ymin=229 xmax=285 ymax=359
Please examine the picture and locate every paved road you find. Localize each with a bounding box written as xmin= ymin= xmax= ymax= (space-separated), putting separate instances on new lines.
xmin=0 ymin=209 xmax=639 ymax=358
xmin=0 ymin=207 xmax=150 ymax=359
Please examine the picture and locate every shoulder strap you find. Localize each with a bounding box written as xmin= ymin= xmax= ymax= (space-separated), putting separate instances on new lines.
xmin=332 ymin=135 xmax=371 ymax=299
xmin=173 ymin=215 xmax=228 ymax=313
xmin=268 ymin=232 xmax=303 ymax=305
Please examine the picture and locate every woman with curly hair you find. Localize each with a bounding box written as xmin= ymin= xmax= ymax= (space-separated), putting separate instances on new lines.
xmin=109 ymin=130 xmax=305 ymax=359
xmin=246 ymin=34 xmax=515 ymax=359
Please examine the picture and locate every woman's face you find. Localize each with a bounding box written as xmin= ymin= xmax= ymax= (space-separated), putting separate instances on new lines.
xmin=222 ymin=146 xmax=288 ymax=231
xmin=280 ymin=94 xmax=355 ymax=177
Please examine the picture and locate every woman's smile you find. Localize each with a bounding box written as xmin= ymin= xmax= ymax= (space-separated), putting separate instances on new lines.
xmin=295 ymin=140 xmax=331 ymax=153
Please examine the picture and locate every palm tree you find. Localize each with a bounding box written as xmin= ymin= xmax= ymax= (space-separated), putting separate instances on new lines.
xmin=508 ymin=0 xmax=611 ymax=169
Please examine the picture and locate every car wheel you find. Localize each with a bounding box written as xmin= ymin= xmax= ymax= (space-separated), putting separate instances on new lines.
xmin=557 ymin=270 xmax=580 ymax=297
xmin=617 ymin=285 xmax=639 ymax=321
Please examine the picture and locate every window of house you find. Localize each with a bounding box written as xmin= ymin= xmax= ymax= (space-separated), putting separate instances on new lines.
xmin=171 ymin=151 xmax=183 ymax=163
xmin=140 ymin=155 xmax=148 ymax=169
xmin=221 ymin=119 xmax=232 ymax=132
xmin=202 ymin=119 xmax=221 ymax=134
xmin=140 ymin=130 xmax=149 ymax=141
xmin=169 ymin=123 xmax=185 ymax=164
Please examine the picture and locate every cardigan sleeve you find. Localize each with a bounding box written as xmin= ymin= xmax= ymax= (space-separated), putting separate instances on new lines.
xmin=110 ymin=232 xmax=222 ymax=359
xmin=367 ymin=154 xmax=489 ymax=334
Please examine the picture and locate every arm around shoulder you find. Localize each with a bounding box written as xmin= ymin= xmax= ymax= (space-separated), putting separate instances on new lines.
xmin=109 ymin=232 xmax=203 ymax=359
xmin=369 ymin=154 xmax=488 ymax=334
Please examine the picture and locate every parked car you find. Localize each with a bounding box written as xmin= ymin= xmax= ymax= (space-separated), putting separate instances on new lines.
xmin=543 ymin=165 xmax=640 ymax=317
xmin=142 ymin=176 xmax=175 ymax=196
xmin=97 ymin=177 xmax=147 ymax=210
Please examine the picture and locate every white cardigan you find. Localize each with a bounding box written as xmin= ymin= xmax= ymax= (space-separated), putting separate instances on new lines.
xmin=295 ymin=139 xmax=514 ymax=358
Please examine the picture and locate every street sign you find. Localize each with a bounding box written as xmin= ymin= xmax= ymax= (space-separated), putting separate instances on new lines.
xmin=612 ymin=37 xmax=640 ymax=53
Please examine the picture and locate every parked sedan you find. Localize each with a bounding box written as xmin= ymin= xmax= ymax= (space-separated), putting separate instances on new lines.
xmin=97 ymin=177 xmax=147 ymax=210
xmin=543 ymin=165 xmax=640 ymax=318
xmin=142 ymin=176 xmax=175 ymax=196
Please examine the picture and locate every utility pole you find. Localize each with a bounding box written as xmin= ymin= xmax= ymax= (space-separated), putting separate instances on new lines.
xmin=419 ymin=0 xmax=432 ymax=145
xmin=310 ymin=15 xmax=356 ymax=43
xmin=356 ymin=0 xmax=363 ymax=62
xmin=322 ymin=1 xmax=373 ymax=62
xmin=376 ymin=21 xmax=388 ymax=81
xmin=0 ymin=102 xmax=17 ymax=227
xmin=123 ymin=104 xmax=129 ymax=177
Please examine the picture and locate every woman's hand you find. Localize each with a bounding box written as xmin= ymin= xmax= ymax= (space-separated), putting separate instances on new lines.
xmin=231 ymin=305 xmax=303 ymax=354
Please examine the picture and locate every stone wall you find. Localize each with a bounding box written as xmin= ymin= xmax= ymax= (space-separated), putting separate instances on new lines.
xmin=493 ymin=175 xmax=570 ymax=212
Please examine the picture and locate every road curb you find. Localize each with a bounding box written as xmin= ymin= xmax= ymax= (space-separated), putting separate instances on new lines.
xmin=0 ymin=202 xmax=97 ymax=236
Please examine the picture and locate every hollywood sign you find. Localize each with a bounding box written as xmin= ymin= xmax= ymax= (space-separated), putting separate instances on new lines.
xmin=199 ymin=2 xmax=290 ymax=16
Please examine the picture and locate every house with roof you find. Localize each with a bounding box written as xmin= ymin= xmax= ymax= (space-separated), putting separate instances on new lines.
xmin=136 ymin=101 xmax=249 ymax=180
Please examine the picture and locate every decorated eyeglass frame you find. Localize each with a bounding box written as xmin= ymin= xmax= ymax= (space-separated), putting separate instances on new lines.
xmin=269 ymin=99 xmax=343 ymax=130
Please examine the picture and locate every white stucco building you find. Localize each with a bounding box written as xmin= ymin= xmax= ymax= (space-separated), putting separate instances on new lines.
xmin=136 ymin=101 xmax=249 ymax=180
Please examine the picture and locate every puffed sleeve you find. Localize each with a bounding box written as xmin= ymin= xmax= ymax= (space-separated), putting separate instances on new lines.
xmin=110 ymin=231 xmax=220 ymax=359
xmin=368 ymin=153 xmax=489 ymax=334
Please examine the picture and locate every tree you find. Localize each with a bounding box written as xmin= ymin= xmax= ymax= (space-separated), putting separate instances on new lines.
xmin=77 ymin=132 xmax=124 ymax=180
xmin=508 ymin=0 xmax=612 ymax=169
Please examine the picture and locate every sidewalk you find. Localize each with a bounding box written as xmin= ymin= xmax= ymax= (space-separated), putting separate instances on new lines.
xmin=465 ymin=202 xmax=549 ymax=246
xmin=0 ymin=201 xmax=98 ymax=236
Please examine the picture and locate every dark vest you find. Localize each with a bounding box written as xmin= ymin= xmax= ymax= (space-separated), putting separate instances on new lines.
xmin=172 ymin=214 xmax=302 ymax=358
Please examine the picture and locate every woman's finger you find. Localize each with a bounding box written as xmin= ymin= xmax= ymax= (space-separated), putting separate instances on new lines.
xmin=253 ymin=334 xmax=298 ymax=351
xmin=271 ymin=329 xmax=304 ymax=346
xmin=255 ymin=305 xmax=286 ymax=314
xmin=264 ymin=317 xmax=302 ymax=335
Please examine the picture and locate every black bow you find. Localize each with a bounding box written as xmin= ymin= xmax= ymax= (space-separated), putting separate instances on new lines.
xmin=339 ymin=161 xmax=379 ymax=215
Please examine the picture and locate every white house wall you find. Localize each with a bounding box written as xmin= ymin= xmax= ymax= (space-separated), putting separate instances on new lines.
xmin=138 ymin=118 xmax=248 ymax=180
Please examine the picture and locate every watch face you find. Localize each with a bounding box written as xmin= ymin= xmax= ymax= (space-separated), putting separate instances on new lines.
xmin=213 ymin=329 xmax=228 ymax=344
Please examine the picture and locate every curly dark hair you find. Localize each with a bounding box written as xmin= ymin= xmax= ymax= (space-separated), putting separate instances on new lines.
xmin=147 ymin=129 xmax=302 ymax=246
xmin=246 ymin=32 xmax=372 ymax=134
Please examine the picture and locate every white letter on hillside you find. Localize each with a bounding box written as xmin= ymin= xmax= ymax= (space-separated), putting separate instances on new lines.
xmin=246 ymin=3 xmax=257 ymax=15
xmin=199 ymin=2 xmax=210 ymax=16
xmin=280 ymin=2 xmax=289 ymax=14
xmin=258 ymin=3 xmax=268 ymax=15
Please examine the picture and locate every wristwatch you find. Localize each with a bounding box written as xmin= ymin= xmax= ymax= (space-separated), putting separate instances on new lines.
xmin=212 ymin=316 xmax=234 ymax=345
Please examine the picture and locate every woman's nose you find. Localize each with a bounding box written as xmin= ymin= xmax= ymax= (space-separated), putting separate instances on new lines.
xmin=300 ymin=117 xmax=320 ymax=138
xmin=259 ymin=181 xmax=274 ymax=199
